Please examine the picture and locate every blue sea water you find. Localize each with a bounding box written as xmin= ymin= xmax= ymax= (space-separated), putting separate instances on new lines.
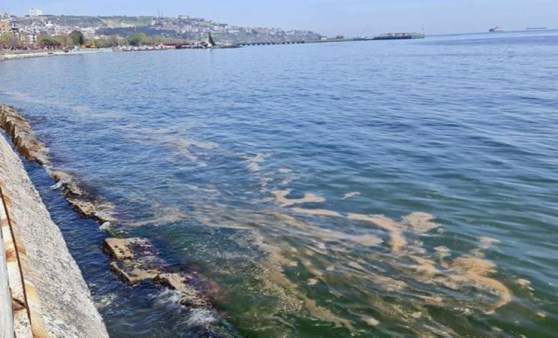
xmin=1 ymin=30 xmax=558 ymax=337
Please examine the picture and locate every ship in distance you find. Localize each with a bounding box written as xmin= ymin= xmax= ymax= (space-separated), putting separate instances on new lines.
xmin=489 ymin=26 xmax=504 ymax=32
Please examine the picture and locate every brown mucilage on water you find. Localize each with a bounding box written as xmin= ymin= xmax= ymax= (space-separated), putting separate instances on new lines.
xmin=255 ymin=189 xmax=514 ymax=330
xmin=175 ymin=185 xmax=519 ymax=334
xmin=0 ymin=103 xmax=521 ymax=334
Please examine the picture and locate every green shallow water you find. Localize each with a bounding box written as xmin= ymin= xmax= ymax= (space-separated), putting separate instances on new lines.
xmin=1 ymin=30 xmax=558 ymax=336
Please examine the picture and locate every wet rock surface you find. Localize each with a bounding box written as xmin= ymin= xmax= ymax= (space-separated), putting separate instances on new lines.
xmin=50 ymin=170 xmax=117 ymax=224
xmin=109 ymin=261 xmax=160 ymax=285
xmin=0 ymin=104 xmax=50 ymax=165
xmin=0 ymin=104 xmax=116 ymax=225
xmin=155 ymin=273 xmax=209 ymax=308
xmin=2 ymin=104 xmax=216 ymax=325
xmin=103 ymin=237 xmax=212 ymax=308
xmin=104 ymin=237 xmax=153 ymax=260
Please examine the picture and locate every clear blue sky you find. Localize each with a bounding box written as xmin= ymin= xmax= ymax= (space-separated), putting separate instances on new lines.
xmin=3 ymin=0 xmax=558 ymax=36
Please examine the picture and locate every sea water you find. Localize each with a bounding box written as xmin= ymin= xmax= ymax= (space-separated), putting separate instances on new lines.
xmin=1 ymin=30 xmax=557 ymax=337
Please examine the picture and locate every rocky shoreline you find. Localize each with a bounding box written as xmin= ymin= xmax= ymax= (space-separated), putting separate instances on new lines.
xmin=104 ymin=237 xmax=212 ymax=308
xmin=0 ymin=104 xmax=116 ymax=224
xmin=0 ymin=49 xmax=112 ymax=62
xmin=0 ymin=49 xmax=70 ymax=62
xmin=0 ymin=103 xmax=217 ymax=333
xmin=0 ymin=113 xmax=109 ymax=337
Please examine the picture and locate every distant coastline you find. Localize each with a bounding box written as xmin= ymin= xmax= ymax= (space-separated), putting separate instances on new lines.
xmin=0 ymin=48 xmax=111 ymax=61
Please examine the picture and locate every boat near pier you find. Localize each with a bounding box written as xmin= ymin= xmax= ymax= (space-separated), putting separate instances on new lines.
xmin=489 ymin=26 xmax=504 ymax=32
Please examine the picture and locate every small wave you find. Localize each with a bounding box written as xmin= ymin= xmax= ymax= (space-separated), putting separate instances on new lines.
xmin=50 ymin=181 xmax=63 ymax=190
xmin=186 ymin=308 xmax=217 ymax=327
xmin=152 ymin=289 xmax=183 ymax=308
xmin=95 ymin=292 xmax=118 ymax=310
xmin=342 ymin=191 xmax=361 ymax=200
xmin=99 ymin=222 xmax=112 ymax=231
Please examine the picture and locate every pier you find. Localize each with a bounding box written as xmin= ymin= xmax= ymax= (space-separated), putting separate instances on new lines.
xmin=239 ymin=40 xmax=307 ymax=46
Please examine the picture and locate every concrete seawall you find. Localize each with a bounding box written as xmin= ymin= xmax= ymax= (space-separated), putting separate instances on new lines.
xmin=0 ymin=103 xmax=216 ymax=324
xmin=0 ymin=131 xmax=108 ymax=337
xmin=0 ymin=49 xmax=113 ymax=62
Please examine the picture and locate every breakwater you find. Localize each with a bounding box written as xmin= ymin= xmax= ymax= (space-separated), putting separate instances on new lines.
xmin=0 ymin=109 xmax=108 ymax=337
xmin=0 ymin=103 xmax=222 ymax=335
xmin=0 ymin=49 xmax=112 ymax=62
xmin=0 ymin=104 xmax=115 ymax=224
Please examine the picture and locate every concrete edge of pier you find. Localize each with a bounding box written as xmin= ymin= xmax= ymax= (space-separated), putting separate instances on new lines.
xmin=0 ymin=131 xmax=108 ymax=338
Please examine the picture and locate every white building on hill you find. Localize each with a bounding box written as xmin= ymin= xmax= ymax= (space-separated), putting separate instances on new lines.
xmin=29 ymin=8 xmax=43 ymax=17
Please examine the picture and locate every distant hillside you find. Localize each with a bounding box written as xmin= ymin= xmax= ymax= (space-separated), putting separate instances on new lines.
xmin=10 ymin=14 xmax=322 ymax=44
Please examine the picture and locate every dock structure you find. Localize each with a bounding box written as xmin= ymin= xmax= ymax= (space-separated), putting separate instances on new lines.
xmin=239 ymin=40 xmax=307 ymax=46
xmin=238 ymin=37 xmax=377 ymax=47
xmin=168 ymin=34 xmax=421 ymax=51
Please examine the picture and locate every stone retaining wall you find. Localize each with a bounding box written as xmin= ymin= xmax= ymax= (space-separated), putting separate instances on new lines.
xmin=0 ymin=132 xmax=108 ymax=337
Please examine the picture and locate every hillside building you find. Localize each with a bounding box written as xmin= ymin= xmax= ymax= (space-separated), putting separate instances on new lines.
xmin=29 ymin=8 xmax=43 ymax=17
xmin=0 ymin=20 xmax=10 ymax=34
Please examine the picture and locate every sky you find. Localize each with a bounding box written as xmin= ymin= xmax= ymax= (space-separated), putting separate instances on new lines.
xmin=2 ymin=0 xmax=558 ymax=36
